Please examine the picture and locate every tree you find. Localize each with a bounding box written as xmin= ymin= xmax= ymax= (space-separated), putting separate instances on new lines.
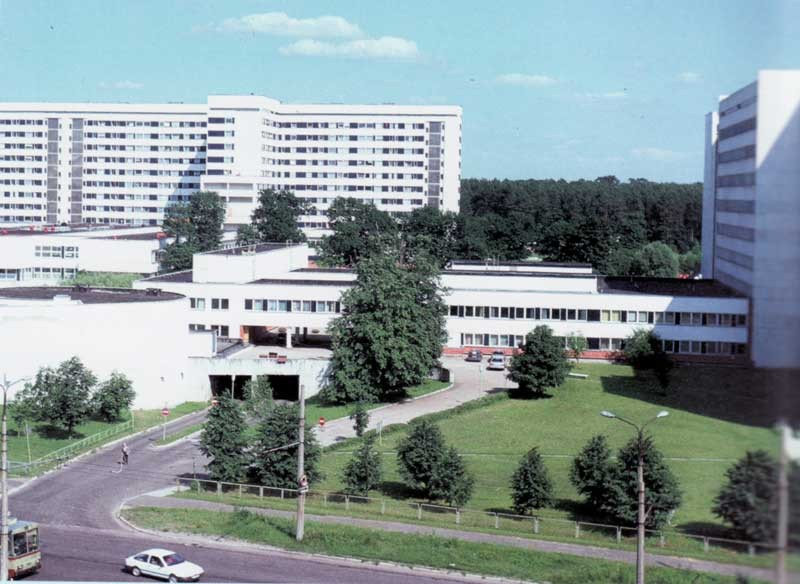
xmin=92 ymin=372 xmax=135 ymax=422
xmin=317 ymin=198 xmax=398 ymax=266
xmin=624 ymin=329 xmax=674 ymax=390
xmin=161 ymin=191 xmax=225 ymax=271
xmin=511 ymin=447 xmax=554 ymax=514
xmin=678 ymin=241 xmax=702 ymax=277
xmin=321 ymin=255 xmax=447 ymax=403
xmin=199 ymin=394 xmax=249 ymax=482
xmin=341 ymin=435 xmax=383 ymax=496
xmin=602 ymin=435 xmax=682 ymax=528
xmin=10 ymin=384 xmax=40 ymax=434
xmin=251 ymin=403 xmax=322 ymax=488
xmin=400 ymin=207 xmax=460 ymax=267
xmin=507 ymin=325 xmax=572 ymax=398
xmin=429 ymin=446 xmax=474 ymax=507
xmin=567 ymin=332 xmax=588 ymax=364
xmin=396 ymin=420 xmax=446 ymax=495
xmin=235 ymin=224 xmax=259 ymax=246
xmin=349 ymin=402 xmax=370 ymax=437
xmin=250 ymin=189 xmax=309 ymax=243
xmin=570 ymin=435 xmax=614 ymax=510
xmin=242 ymin=375 xmax=273 ymax=421
xmin=713 ymin=451 xmax=800 ymax=543
xmin=29 ymin=357 xmax=96 ymax=436
xmin=636 ymin=241 xmax=679 ymax=277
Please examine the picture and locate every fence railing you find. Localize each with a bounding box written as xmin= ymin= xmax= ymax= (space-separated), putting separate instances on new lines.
xmin=10 ymin=417 xmax=135 ymax=475
xmin=175 ymin=477 xmax=779 ymax=558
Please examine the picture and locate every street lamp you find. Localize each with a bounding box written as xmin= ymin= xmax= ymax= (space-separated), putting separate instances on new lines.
xmin=600 ymin=409 xmax=669 ymax=584
xmin=0 ymin=375 xmax=30 ymax=582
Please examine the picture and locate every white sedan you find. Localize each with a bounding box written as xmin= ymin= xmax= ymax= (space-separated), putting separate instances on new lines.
xmin=125 ymin=548 xmax=204 ymax=582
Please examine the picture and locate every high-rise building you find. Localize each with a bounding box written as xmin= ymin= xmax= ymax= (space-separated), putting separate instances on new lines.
xmin=702 ymin=70 xmax=800 ymax=368
xmin=0 ymin=95 xmax=462 ymax=238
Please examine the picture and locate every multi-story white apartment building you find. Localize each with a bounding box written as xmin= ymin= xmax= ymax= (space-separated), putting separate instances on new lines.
xmin=0 ymin=96 xmax=462 ymax=238
xmin=702 ymin=70 xmax=800 ymax=368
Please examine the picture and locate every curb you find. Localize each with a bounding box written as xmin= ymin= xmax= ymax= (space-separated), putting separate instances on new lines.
xmin=149 ymin=427 xmax=203 ymax=451
xmin=116 ymin=507 xmax=537 ymax=584
xmin=9 ymin=408 xmax=209 ymax=497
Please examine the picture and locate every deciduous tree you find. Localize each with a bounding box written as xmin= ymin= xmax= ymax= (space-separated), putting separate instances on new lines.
xmin=317 ymin=198 xmax=398 ymax=266
xmin=92 ymin=372 xmax=135 ymax=422
xmin=161 ymin=191 xmax=225 ymax=270
xmin=349 ymin=402 xmax=370 ymax=437
xmin=250 ymin=189 xmax=309 ymax=243
xmin=429 ymin=446 xmax=474 ymax=507
xmin=29 ymin=357 xmax=97 ymax=436
xmin=567 ymin=333 xmax=588 ymax=364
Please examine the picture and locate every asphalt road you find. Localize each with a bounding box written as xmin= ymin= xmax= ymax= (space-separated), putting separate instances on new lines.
xmin=10 ymin=409 xmax=499 ymax=583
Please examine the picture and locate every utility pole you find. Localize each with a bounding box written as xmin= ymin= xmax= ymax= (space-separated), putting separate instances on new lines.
xmin=0 ymin=374 xmax=29 ymax=583
xmin=296 ymin=384 xmax=306 ymax=542
xmin=601 ymin=409 xmax=670 ymax=584
xmin=776 ymin=420 xmax=790 ymax=584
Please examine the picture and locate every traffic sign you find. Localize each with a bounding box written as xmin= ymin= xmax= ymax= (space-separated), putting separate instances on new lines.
xmin=318 ymin=416 xmax=326 ymax=428
xmin=161 ymin=407 xmax=169 ymax=417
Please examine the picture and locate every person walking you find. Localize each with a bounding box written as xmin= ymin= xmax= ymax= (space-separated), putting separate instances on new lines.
xmin=121 ymin=442 xmax=129 ymax=465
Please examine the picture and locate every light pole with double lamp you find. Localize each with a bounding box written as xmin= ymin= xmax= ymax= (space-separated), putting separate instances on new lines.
xmin=600 ymin=410 xmax=669 ymax=584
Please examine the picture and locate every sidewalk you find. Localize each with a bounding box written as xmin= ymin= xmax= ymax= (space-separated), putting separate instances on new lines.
xmin=127 ymin=494 xmax=792 ymax=583
xmin=315 ymin=356 xmax=511 ymax=446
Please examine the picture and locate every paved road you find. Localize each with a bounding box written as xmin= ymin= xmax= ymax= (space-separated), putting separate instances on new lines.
xmin=10 ymin=406 xmax=517 ymax=583
xmin=317 ymin=356 xmax=512 ymax=446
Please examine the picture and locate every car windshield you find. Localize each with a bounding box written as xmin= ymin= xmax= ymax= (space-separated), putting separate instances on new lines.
xmin=162 ymin=554 xmax=185 ymax=566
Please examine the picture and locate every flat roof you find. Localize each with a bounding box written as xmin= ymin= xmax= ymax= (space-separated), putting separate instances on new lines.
xmin=201 ymin=243 xmax=298 ymax=256
xmin=96 ymin=231 xmax=167 ymax=241
xmin=445 ymin=269 xmax=597 ymax=279
xmin=248 ymin=278 xmax=354 ymax=287
xmin=141 ymin=270 xmax=194 ymax=283
xmin=0 ymin=224 xmax=161 ymax=238
xmin=0 ymin=286 xmax=183 ymax=304
xmin=598 ymin=277 xmax=746 ymax=298
xmin=449 ymin=259 xmax=593 ymax=269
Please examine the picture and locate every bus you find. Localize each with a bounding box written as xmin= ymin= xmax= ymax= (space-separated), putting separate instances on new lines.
xmin=7 ymin=519 xmax=40 ymax=579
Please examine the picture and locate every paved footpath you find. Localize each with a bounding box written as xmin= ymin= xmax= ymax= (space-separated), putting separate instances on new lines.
xmin=316 ymin=356 xmax=512 ymax=446
xmin=129 ymin=494 xmax=797 ymax=583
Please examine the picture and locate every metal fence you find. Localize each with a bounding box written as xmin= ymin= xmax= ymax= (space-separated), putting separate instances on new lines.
xmin=175 ymin=476 xmax=778 ymax=558
xmin=10 ymin=417 xmax=134 ymax=476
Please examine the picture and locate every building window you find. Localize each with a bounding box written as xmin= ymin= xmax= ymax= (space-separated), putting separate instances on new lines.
xmin=190 ymin=298 xmax=205 ymax=310
xmin=211 ymin=298 xmax=229 ymax=310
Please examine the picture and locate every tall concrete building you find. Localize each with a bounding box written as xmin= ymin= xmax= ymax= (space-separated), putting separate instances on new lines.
xmin=703 ymin=70 xmax=800 ymax=368
xmin=0 ymin=95 xmax=462 ymax=238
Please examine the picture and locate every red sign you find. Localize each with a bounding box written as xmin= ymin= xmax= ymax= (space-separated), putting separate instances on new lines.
xmin=211 ymin=398 xmax=219 ymax=406
xmin=319 ymin=417 xmax=326 ymax=427
xmin=161 ymin=408 xmax=170 ymax=417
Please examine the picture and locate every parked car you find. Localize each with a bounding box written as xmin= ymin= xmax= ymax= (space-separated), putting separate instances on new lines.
xmin=487 ymin=353 xmax=506 ymax=370
xmin=125 ymin=549 xmax=204 ymax=582
xmin=465 ymin=349 xmax=483 ymax=362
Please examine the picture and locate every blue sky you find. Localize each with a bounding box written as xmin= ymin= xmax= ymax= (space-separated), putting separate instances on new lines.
xmin=1 ymin=0 xmax=798 ymax=182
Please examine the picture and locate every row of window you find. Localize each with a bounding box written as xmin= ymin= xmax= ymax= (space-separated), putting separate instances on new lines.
xmin=0 ymin=119 xmax=46 ymax=126
xmin=83 ymin=156 xmax=205 ymax=164
xmin=190 ymin=297 xmax=229 ymax=310
xmin=82 ymin=181 xmax=200 ymax=189
xmin=84 ymin=169 xmax=203 ymax=177
xmin=83 ymin=133 xmax=206 ymax=140
xmin=447 ymin=305 xmax=747 ymax=327
xmin=34 ymin=245 xmax=79 ymax=258
xmin=458 ymin=333 xmax=747 ymax=356
xmin=244 ymin=299 xmax=341 ymax=313
xmin=267 ymin=121 xmax=428 ymax=130
xmin=84 ymin=145 xmax=206 ymax=152
xmin=85 ymin=120 xmax=207 ymax=128
xmin=189 ymin=323 xmax=230 ymax=336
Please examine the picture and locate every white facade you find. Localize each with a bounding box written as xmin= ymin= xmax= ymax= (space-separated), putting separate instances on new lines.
xmin=0 ymin=287 xmax=214 ymax=408
xmin=0 ymin=225 xmax=170 ymax=283
xmin=702 ymin=70 xmax=800 ymax=367
xmin=135 ymin=244 xmax=751 ymax=363
xmin=1 ymin=96 xmax=462 ymax=238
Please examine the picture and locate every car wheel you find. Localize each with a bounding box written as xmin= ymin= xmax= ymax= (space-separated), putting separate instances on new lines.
xmin=169 ymin=575 xmax=178 ymax=583
xmin=131 ymin=566 xmax=141 ymax=577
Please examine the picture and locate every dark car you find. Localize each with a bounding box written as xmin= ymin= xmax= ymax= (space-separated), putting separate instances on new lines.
xmin=465 ymin=349 xmax=483 ymax=362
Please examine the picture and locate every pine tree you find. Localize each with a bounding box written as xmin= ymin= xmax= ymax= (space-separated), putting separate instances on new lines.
xmin=397 ymin=420 xmax=446 ymax=495
xmin=349 ymin=402 xmax=370 ymax=437
xmin=602 ymin=435 xmax=682 ymax=528
xmin=242 ymin=375 xmax=273 ymax=421
xmin=199 ymin=394 xmax=249 ymax=482
xmin=511 ymin=447 xmax=554 ymax=515
xmin=341 ymin=436 xmax=383 ymax=496
xmin=429 ymin=446 xmax=475 ymax=507
xmin=251 ymin=403 xmax=322 ymax=488
xmin=507 ymin=325 xmax=572 ymax=398
xmin=570 ymin=435 xmax=614 ymax=509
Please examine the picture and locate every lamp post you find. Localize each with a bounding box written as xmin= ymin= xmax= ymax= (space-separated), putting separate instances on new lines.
xmin=0 ymin=375 xmax=30 ymax=583
xmin=601 ymin=409 xmax=669 ymax=584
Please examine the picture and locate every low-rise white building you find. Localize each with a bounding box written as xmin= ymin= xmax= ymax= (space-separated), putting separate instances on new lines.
xmin=0 ymin=224 xmax=170 ymax=283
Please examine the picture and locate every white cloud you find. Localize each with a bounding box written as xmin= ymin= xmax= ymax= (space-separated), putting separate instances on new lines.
xmin=495 ymin=73 xmax=557 ymax=87
xmin=678 ymin=71 xmax=702 ymax=83
xmin=217 ymin=12 xmax=362 ymax=38
xmin=279 ymin=37 xmax=419 ymax=60
xmin=631 ymin=147 xmax=695 ymax=161
xmin=99 ymin=80 xmax=143 ymax=90
xmin=583 ymin=90 xmax=628 ymax=100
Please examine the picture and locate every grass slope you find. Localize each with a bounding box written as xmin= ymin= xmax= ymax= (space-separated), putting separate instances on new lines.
xmin=124 ymin=507 xmax=750 ymax=584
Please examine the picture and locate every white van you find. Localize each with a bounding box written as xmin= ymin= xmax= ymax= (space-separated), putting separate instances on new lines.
xmin=487 ymin=353 xmax=506 ymax=370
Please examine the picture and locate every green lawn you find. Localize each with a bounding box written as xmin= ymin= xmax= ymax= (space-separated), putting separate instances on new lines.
xmin=8 ymin=402 xmax=207 ymax=466
xmin=60 ymin=271 xmax=142 ymax=288
xmin=123 ymin=507 xmax=750 ymax=584
xmin=303 ymin=379 xmax=450 ymax=427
